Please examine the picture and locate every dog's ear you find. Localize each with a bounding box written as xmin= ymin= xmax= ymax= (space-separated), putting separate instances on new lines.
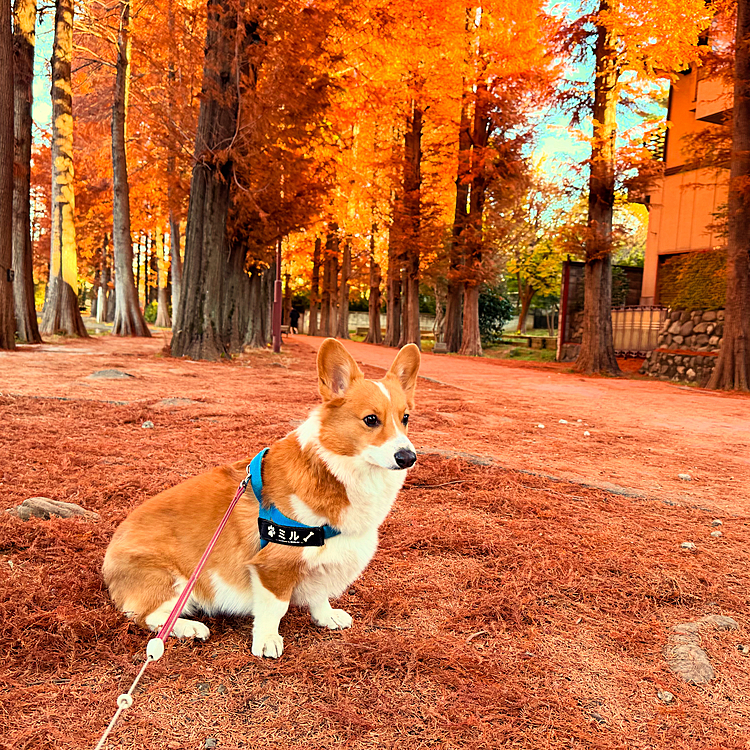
xmin=386 ymin=344 xmax=421 ymax=409
xmin=317 ymin=339 xmax=364 ymax=401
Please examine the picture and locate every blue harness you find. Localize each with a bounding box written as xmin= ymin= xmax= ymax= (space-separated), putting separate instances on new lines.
xmin=247 ymin=448 xmax=340 ymax=549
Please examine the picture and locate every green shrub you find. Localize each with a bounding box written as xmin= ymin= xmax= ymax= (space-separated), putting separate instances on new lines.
xmin=478 ymin=286 xmax=513 ymax=346
xmin=658 ymin=249 xmax=726 ymax=310
xmin=144 ymin=302 xmax=158 ymax=323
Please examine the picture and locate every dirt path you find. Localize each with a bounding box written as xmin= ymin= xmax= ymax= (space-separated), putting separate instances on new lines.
xmin=299 ymin=336 xmax=750 ymax=515
xmin=2 ymin=333 xmax=748 ymax=514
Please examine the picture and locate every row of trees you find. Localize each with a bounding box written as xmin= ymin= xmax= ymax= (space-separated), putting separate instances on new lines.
xmin=1 ymin=0 xmax=748 ymax=388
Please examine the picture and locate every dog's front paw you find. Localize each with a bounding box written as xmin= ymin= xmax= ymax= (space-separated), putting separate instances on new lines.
xmin=314 ymin=608 xmax=353 ymax=630
xmin=171 ymin=618 xmax=210 ymax=640
xmin=252 ymin=633 xmax=284 ymax=659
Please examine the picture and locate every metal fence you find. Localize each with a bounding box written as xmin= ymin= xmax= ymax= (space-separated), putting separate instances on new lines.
xmin=612 ymin=306 xmax=668 ymax=356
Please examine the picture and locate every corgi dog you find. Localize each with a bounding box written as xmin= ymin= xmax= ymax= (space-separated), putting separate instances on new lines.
xmin=102 ymin=339 xmax=420 ymax=658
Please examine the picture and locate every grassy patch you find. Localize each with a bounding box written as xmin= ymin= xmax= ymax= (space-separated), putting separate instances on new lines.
xmin=484 ymin=345 xmax=557 ymax=362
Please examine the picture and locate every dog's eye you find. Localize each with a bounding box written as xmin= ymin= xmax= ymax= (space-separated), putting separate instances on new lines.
xmin=363 ymin=414 xmax=380 ymax=428
xmin=402 ymin=414 xmax=409 ymax=426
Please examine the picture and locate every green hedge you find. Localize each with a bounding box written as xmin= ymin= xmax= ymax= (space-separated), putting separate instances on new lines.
xmin=657 ymin=249 xmax=726 ymax=310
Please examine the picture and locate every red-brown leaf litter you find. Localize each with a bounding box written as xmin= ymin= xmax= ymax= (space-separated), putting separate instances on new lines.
xmin=1 ymin=334 xmax=749 ymax=750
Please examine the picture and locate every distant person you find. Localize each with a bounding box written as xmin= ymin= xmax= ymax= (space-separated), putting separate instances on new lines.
xmin=289 ymin=307 xmax=300 ymax=334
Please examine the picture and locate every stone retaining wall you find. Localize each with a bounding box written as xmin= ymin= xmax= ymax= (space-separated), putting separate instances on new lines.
xmin=640 ymin=309 xmax=724 ymax=384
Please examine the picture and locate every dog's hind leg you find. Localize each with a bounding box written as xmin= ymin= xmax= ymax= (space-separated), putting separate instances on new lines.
xmin=105 ymin=559 xmax=210 ymax=640
xmin=144 ymin=594 xmax=210 ymax=640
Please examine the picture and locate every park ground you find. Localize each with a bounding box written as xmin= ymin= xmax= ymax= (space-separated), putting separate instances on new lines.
xmin=1 ymin=332 xmax=749 ymax=749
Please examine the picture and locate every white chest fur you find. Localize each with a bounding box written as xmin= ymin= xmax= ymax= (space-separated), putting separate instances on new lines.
xmin=290 ymin=411 xmax=407 ymax=605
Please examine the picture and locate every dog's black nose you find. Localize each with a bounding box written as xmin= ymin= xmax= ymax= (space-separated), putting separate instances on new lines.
xmin=394 ymin=449 xmax=417 ymax=469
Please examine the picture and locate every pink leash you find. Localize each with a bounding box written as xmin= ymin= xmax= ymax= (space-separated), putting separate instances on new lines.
xmin=153 ymin=467 xmax=252 ymax=648
xmin=94 ymin=468 xmax=252 ymax=749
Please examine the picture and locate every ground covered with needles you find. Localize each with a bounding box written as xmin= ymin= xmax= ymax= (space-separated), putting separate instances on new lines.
xmin=1 ymin=334 xmax=749 ymax=749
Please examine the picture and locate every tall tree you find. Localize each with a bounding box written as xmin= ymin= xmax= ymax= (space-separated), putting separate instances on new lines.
xmin=576 ymin=0 xmax=619 ymax=374
xmin=458 ymin=79 xmax=491 ymax=357
xmin=383 ymin=224 xmax=401 ymax=347
xmin=40 ymin=0 xmax=87 ymax=338
xmin=444 ymin=5 xmax=474 ymax=353
xmin=171 ymin=0 xmax=243 ymax=359
xmin=336 ymin=237 xmax=351 ymax=339
xmin=11 ymin=0 xmax=40 ymax=344
xmin=154 ymin=228 xmax=172 ymax=327
xmin=566 ymin=0 xmax=709 ymax=373
xmin=364 ymin=223 xmax=382 ymax=344
xmin=444 ymin=89 xmax=471 ymax=353
xmin=0 ymin=0 xmax=15 ymax=349
xmin=400 ymin=99 xmax=423 ymax=348
xmin=309 ymin=236 xmax=321 ymax=335
xmin=111 ymin=0 xmax=150 ymax=336
xmin=708 ymin=0 xmax=750 ymax=390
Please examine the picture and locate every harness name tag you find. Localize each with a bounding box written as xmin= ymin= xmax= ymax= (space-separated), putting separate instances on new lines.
xmin=258 ymin=518 xmax=325 ymax=547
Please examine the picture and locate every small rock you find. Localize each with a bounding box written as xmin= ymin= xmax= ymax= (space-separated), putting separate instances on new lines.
xmin=576 ymin=419 xmax=582 ymax=423
xmin=657 ymin=689 xmax=675 ymax=704
xmin=537 ymin=424 xmax=545 ymax=429
xmin=158 ymin=397 xmax=198 ymax=407
xmin=700 ymin=614 xmax=738 ymax=630
xmin=681 ymin=542 xmax=697 ymax=551
xmin=559 ymin=419 xmax=568 ymax=424
xmin=87 ymin=369 xmax=134 ymax=379
xmin=711 ymin=519 xmax=723 ymax=527
xmin=141 ymin=421 xmax=155 ymax=429
xmin=204 ymin=739 xmax=219 ymax=749
xmin=7 ymin=497 xmax=99 ymax=522
xmin=588 ymin=710 xmax=606 ymax=724
xmin=583 ymin=431 xmax=590 ymax=437
xmin=217 ymin=685 xmax=227 ymax=695
xmin=710 ymin=530 xmax=723 ymax=538
xmin=678 ymin=473 xmax=692 ymax=481
xmin=738 ymin=644 xmax=749 ymax=656
xmin=197 ymin=682 xmax=210 ymax=695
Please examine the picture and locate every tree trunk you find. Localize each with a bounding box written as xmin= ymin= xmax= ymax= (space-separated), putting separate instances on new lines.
xmin=401 ymin=101 xmax=422 ymax=348
xmin=459 ymin=285 xmax=481 ymax=357
xmin=328 ymin=234 xmax=339 ymax=336
xmin=245 ymin=264 xmax=269 ymax=348
xmin=282 ymin=271 xmax=292 ymax=329
xmin=0 ymin=0 xmax=15 ymax=349
xmin=11 ymin=0 xmax=40 ymax=344
xmin=149 ymin=234 xmax=158 ymax=306
xmin=320 ymin=237 xmax=331 ymax=336
xmin=575 ymin=1 xmax=620 ymax=376
xmin=169 ymin=211 xmax=181 ymax=327
xmin=320 ymin=228 xmax=338 ymax=337
xmin=336 ymin=238 xmax=350 ymax=339
xmin=517 ymin=283 xmax=535 ymax=334
xmin=97 ymin=234 xmax=109 ymax=323
xmin=171 ymin=0 xmax=243 ymax=360
xmin=707 ymin=0 xmax=750 ymax=390
xmin=384 ymin=225 xmax=401 ymax=346
xmin=364 ymin=224 xmax=382 ymax=344
xmin=155 ymin=228 xmax=172 ymax=327
xmin=445 ymin=36 xmax=473 ymax=353
xmin=309 ymin=236 xmax=320 ymax=335
xmin=458 ymin=80 xmax=491 ymax=357
xmin=90 ymin=270 xmax=98 ymax=319
xmin=40 ymin=0 xmax=87 ymax=338
xmin=166 ymin=0 xmax=182 ymax=329
xmin=244 ymin=262 xmax=273 ymax=348
xmin=111 ymin=0 xmax=149 ymax=336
